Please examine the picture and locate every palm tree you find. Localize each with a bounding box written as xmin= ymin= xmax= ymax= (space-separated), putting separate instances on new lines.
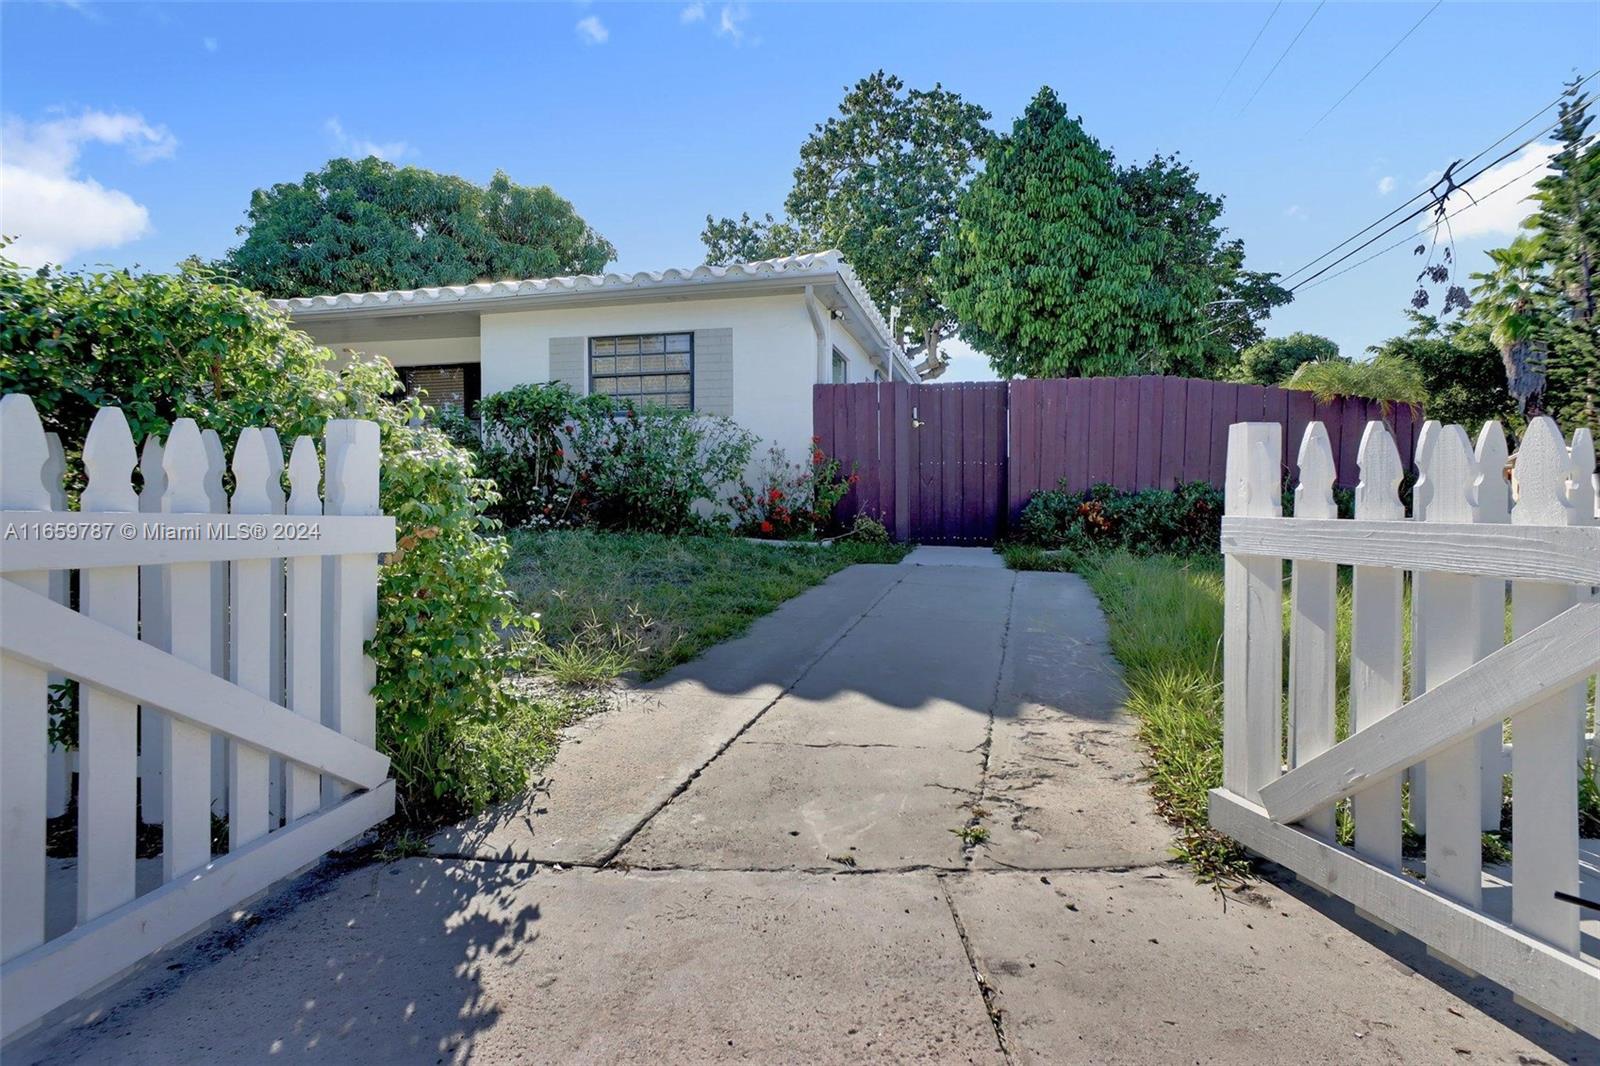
xmin=1469 ymin=234 xmax=1552 ymax=416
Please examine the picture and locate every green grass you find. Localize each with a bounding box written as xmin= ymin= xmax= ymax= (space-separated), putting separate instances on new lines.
xmin=505 ymin=530 xmax=909 ymax=681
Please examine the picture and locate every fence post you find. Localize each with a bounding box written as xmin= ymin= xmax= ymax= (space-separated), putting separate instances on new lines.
xmin=260 ymin=428 xmax=288 ymax=828
xmin=161 ymin=419 xmax=217 ymax=879
xmin=1349 ymin=422 xmax=1405 ymax=868
xmin=77 ymin=408 xmax=142 ymax=921
xmin=322 ymin=420 xmax=381 ymax=806
xmin=1223 ymin=422 xmax=1282 ymax=802
xmin=1413 ymin=423 xmax=1484 ymax=911
xmin=1287 ymin=423 xmax=1337 ymax=837
xmin=0 ymin=394 xmax=52 ymax=961
xmin=1509 ymin=417 xmax=1589 ymax=953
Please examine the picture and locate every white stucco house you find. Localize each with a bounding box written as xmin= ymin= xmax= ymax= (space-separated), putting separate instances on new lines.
xmin=274 ymin=251 xmax=924 ymax=464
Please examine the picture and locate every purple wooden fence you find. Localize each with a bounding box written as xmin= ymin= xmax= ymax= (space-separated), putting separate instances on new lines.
xmin=815 ymin=378 xmax=1422 ymax=542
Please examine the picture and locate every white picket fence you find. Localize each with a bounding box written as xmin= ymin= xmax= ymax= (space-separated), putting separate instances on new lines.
xmin=0 ymin=393 xmax=396 ymax=1040
xmin=1210 ymin=414 xmax=1599 ymax=1035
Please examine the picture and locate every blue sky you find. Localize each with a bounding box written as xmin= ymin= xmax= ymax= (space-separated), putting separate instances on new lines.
xmin=3 ymin=1 xmax=1597 ymax=381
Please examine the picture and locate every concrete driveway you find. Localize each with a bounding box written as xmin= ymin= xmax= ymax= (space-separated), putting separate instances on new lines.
xmin=12 ymin=558 xmax=1594 ymax=1064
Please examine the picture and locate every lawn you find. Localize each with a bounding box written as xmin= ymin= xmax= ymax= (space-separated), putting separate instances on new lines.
xmin=505 ymin=531 xmax=909 ymax=682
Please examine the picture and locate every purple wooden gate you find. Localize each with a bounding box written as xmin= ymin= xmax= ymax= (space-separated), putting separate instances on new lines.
xmin=815 ymin=378 xmax=1422 ymax=543
xmin=813 ymin=382 xmax=1007 ymax=544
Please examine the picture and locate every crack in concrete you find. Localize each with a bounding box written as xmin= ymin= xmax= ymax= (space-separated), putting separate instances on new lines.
xmin=937 ymin=873 xmax=1013 ymax=1060
xmin=963 ymin=572 xmax=1018 ymax=868
xmin=424 ymin=851 xmax=1177 ymax=877
xmin=593 ymin=572 xmax=911 ymax=867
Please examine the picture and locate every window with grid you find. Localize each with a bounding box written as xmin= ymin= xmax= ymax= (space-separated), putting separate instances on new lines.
xmin=589 ymin=333 xmax=694 ymax=409
xmin=400 ymin=363 xmax=481 ymax=417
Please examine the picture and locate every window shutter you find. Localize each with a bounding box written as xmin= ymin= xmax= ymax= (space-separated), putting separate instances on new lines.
xmin=549 ymin=337 xmax=586 ymax=394
xmin=693 ymin=328 xmax=733 ymax=416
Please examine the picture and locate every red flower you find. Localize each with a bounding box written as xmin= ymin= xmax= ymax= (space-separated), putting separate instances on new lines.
xmin=760 ymin=521 xmax=774 ymax=534
xmin=555 ymin=447 xmax=565 ymax=458
xmin=769 ymin=488 xmax=784 ymax=502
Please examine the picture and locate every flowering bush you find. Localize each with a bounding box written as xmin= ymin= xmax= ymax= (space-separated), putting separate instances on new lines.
xmin=1018 ymin=480 xmax=1223 ymax=556
xmin=730 ymin=440 xmax=857 ymax=540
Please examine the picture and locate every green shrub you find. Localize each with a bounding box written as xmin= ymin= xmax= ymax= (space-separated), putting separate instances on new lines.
xmin=567 ymin=398 xmax=755 ymax=534
xmin=1018 ymin=480 xmax=1223 ymax=556
xmin=1 ymin=257 xmax=540 ymax=824
xmin=1280 ymin=353 xmax=1428 ymax=408
xmin=848 ymin=513 xmax=890 ymax=544
xmin=437 ymin=383 xmax=592 ymax=531
xmin=728 ymin=442 xmax=857 ymax=540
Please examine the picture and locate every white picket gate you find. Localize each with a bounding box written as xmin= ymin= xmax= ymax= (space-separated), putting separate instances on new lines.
xmin=1210 ymin=414 xmax=1600 ymax=1035
xmin=0 ymin=393 xmax=396 ymax=1040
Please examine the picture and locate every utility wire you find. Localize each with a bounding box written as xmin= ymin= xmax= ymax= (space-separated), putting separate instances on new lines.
xmin=1277 ymin=70 xmax=1598 ymax=286
xmin=1287 ymin=131 xmax=1551 ymax=294
xmin=1299 ymin=157 xmax=1548 ymax=292
xmin=1305 ymin=0 xmax=1443 ymax=133
xmin=1214 ymin=2 xmax=1282 ymax=110
xmin=1239 ymin=0 xmax=1326 ymax=114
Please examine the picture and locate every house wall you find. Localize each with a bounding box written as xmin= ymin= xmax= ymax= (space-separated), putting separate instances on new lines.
xmin=296 ymin=290 xmax=899 ymax=464
xmin=479 ymin=293 xmax=824 ymax=463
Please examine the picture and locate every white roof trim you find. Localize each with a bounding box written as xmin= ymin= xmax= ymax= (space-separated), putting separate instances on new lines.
xmin=271 ymin=249 xmax=913 ymax=378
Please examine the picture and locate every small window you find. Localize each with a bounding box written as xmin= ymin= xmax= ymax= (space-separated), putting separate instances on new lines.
xmin=831 ymin=349 xmax=848 ymax=384
xmin=590 ymin=333 xmax=694 ymax=409
xmin=873 ymin=369 xmax=885 ymax=384
xmin=400 ymin=363 xmax=481 ymax=418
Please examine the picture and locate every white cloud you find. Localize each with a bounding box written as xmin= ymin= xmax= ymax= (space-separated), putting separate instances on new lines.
xmin=0 ymin=109 xmax=175 ymax=268
xmin=716 ymin=3 xmax=750 ymax=43
xmin=575 ymin=15 xmax=608 ymax=44
xmin=1417 ymin=142 xmax=1555 ymax=241
xmin=680 ymin=2 xmax=705 ymax=23
xmin=1377 ymin=175 xmax=1395 ymax=196
xmin=323 ymin=117 xmax=410 ymax=161
xmin=202 ymin=36 xmax=218 ymax=52
xmin=1285 ymin=204 xmax=1307 ymax=220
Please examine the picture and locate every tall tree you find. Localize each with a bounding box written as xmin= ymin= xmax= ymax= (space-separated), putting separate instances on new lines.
xmin=222 ymin=157 xmax=616 ymax=297
xmin=938 ymin=87 xmax=1168 ymax=378
xmin=1231 ymin=331 xmax=1342 ymax=386
xmin=1528 ymin=77 xmax=1599 ymax=433
xmin=1117 ymin=155 xmax=1290 ymax=376
xmin=1469 ymin=234 xmax=1551 ymax=416
xmin=703 ymin=71 xmax=992 ymax=372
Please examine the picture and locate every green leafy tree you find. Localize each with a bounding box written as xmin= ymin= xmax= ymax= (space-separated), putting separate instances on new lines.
xmin=221 ymin=158 xmax=616 ymax=298
xmin=1368 ymin=311 xmax=1517 ymax=430
xmin=699 ymin=212 xmax=809 ymax=267
xmin=1118 ymin=154 xmax=1291 ymax=377
xmin=1280 ymin=354 xmax=1428 ymax=409
xmin=1528 ymin=77 xmax=1599 ymax=434
xmin=1232 ymin=331 xmax=1342 ymax=386
xmin=704 ymin=71 xmax=993 ymax=371
xmin=1470 ymin=234 xmax=1551 ymax=416
xmin=937 ymin=87 xmax=1165 ymax=378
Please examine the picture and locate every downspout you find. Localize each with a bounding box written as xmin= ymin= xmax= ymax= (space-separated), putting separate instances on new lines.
xmin=804 ymin=285 xmax=831 ymax=383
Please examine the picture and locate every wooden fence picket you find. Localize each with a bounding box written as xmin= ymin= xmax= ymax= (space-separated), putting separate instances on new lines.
xmin=1508 ymin=417 xmax=1587 ymax=954
xmin=1287 ymin=424 xmax=1337 ymax=838
xmin=227 ymin=429 xmax=274 ymax=849
xmin=1 ymin=394 xmax=53 ymax=961
xmin=1222 ymin=422 xmax=1282 ymax=802
xmin=1348 ymin=422 xmax=1405 ymax=868
xmin=77 ymin=408 xmax=142 ymax=921
xmin=137 ymin=435 xmax=168 ymax=828
xmin=0 ymin=393 xmax=394 ymax=1039
xmin=1471 ymin=422 xmax=1512 ymax=831
xmin=1413 ymin=422 xmax=1485 ymax=911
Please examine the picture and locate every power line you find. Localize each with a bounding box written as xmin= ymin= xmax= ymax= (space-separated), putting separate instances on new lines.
xmin=1296 ymin=160 xmax=1550 ymax=294
xmin=1306 ymin=0 xmax=1443 ymax=133
xmin=1239 ymin=0 xmax=1326 ymax=114
xmin=1214 ymin=2 xmax=1282 ymax=110
xmin=1277 ymin=70 xmax=1598 ymax=286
